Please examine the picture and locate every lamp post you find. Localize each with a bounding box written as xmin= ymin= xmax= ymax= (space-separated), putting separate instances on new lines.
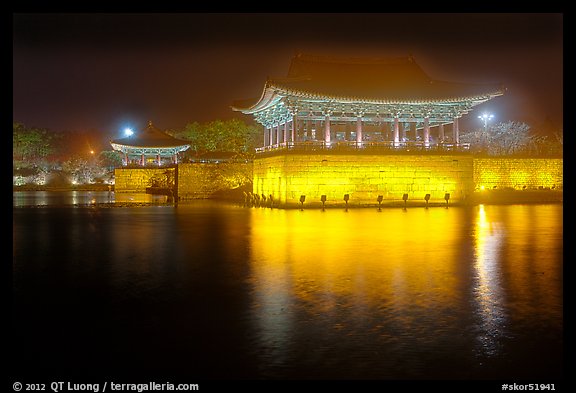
xmin=122 ymin=128 xmax=134 ymax=166
xmin=477 ymin=113 xmax=494 ymax=132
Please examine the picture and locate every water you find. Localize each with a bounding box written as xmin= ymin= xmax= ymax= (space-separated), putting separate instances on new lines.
xmin=12 ymin=192 xmax=563 ymax=380
xmin=12 ymin=190 xmax=166 ymax=207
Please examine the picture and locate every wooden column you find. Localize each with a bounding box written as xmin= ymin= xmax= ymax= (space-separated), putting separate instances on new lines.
xmin=276 ymin=124 xmax=281 ymax=146
xmin=393 ymin=117 xmax=400 ymax=146
xmin=324 ymin=114 xmax=331 ymax=143
xmin=423 ymin=117 xmax=430 ymax=147
xmin=453 ymin=117 xmax=460 ymax=144
xmin=356 ymin=116 xmax=363 ymax=145
xmin=269 ymin=127 xmax=274 ymax=146
xmin=438 ymin=123 xmax=445 ymax=143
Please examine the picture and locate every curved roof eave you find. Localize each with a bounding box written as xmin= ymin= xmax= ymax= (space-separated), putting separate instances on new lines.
xmin=235 ymin=84 xmax=504 ymax=113
xmin=231 ymin=82 xmax=287 ymax=114
xmin=271 ymin=83 xmax=505 ymax=105
xmin=110 ymin=142 xmax=190 ymax=150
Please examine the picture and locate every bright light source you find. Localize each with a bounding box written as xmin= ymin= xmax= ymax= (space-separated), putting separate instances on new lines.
xmin=124 ymin=128 xmax=134 ymax=137
xmin=478 ymin=113 xmax=494 ymax=131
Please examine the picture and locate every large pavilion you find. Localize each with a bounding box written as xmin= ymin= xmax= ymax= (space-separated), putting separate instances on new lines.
xmin=110 ymin=121 xmax=190 ymax=166
xmin=232 ymin=53 xmax=504 ymax=152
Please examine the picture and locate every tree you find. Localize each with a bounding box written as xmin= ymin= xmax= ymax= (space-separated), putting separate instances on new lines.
xmin=460 ymin=121 xmax=549 ymax=156
xmin=553 ymin=129 xmax=563 ymax=146
xmin=168 ymin=119 xmax=260 ymax=157
xmin=61 ymin=154 xmax=106 ymax=184
xmin=99 ymin=150 xmax=124 ymax=170
xmin=528 ymin=129 xmax=563 ymax=156
xmin=13 ymin=122 xmax=55 ymax=167
xmin=490 ymin=121 xmax=533 ymax=155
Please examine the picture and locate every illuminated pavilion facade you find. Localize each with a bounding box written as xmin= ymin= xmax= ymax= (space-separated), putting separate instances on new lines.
xmin=231 ymin=54 xmax=507 ymax=207
xmin=110 ymin=121 xmax=190 ymax=166
xmin=233 ymin=54 xmax=504 ymax=151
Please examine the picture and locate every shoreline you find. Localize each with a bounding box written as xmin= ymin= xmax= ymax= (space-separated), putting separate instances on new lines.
xmin=13 ymin=184 xmax=114 ymax=192
xmin=14 ymin=187 xmax=563 ymax=205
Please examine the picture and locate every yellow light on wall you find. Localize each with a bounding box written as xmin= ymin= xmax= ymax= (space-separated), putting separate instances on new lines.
xmin=509 ymin=170 xmax=529 ymax=188
xmin=537 ymin=171 xmax=553 ymax=188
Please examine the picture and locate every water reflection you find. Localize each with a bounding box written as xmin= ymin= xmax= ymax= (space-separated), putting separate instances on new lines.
xmin=499 ymin=205 xmax=563 ymax=324
xmin=12 ymin=199 xmax=563 ymax=379
xmin=248 ymin=208 xmax=472 ymax=377
xmin=13 ymin=191 xmax=114 ymax=207
xmin=470 ymin=204 xmax=563 ymax=369
xmin=472 ymin=204 xmax=507 ymax=357
xmin=247 ymin=205 xmax=562 ymax=378
xmin=13 ymin=191 xmax=167 ymax=207
xmin=114 ymin=193 xmax=167 ymax=203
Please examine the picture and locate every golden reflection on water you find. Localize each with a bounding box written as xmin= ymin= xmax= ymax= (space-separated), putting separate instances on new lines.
xmin=473 ymin=204 xmax=506 ymax=356
xmin=477 ymin=204 xmax=563 ymax=324
xmin=250 ymin=208 xmax=465 ymax=307
xmin=472 ymin=204 xmax=563 ymax=357
xmin=12 ymin=201 xmax=563 ymax=378
xmin=248 ymin=207 xmax=469 ymax=366
xmin=248 ymin=204 xmax=563 ymax=372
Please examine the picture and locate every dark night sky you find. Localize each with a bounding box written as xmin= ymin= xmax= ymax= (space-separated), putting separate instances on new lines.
xmin=13 ymin=13 xmax=563 ymax=147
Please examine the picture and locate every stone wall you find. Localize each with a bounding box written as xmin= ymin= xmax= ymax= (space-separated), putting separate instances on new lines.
xmin=253 ymin=154 xmax=474 ymax=207
xmin=177 ymin=162 xmax=252 ymax=200
xmin=114 ymin=167 xmax=172 ymax=193
xmin=114 ymin=156 xmax=563 ymax=206
xmin=473 ymin=157 xmax=563 ymax=190
xmin=114 ymin=163 xmax=252 ymax=200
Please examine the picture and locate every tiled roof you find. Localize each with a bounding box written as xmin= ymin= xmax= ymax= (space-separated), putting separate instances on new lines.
xmin=111 ymin=121 xmax=190 ymax=148
xmin=233 ymin=54 xmax=504 ymax=109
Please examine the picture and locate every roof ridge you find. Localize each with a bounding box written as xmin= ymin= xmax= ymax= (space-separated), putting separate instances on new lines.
xmin=293 ymin=52 xmax=416 ymax=66
xmin=268 ymin=75 xmax=312 ymax=84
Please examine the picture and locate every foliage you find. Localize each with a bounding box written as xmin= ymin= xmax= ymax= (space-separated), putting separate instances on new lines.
xmin=13 ymin=122 xmax=55 ymax=166
xmin=13 ymin=119 xmax=260 ymax=186
xmin=539 ymin=129 xmax=564 ymax=156
xmin=99 ymin=150 xmax=124 ymax=169
xmin=460 ymin=121 xmax=562 ymax=156
xmin=168 ymin=119 xmax=260 ymax=157
xmin=61 ymin=155 xmax=108 ymax=184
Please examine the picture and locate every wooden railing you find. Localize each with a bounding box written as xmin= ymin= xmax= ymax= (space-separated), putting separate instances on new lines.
xmin=255 ymin=141 xmax=470 ymax=154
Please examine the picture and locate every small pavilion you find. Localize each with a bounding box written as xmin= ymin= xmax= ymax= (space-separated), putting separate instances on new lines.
xmin=110 ymin=121 xmax=190 ymax=166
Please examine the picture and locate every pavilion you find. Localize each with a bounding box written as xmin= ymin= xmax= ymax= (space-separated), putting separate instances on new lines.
xmin=110 ymin=121 xmax=190 ymax=166
xmin=231 ymin=54 xmax=508 ymax=207
xmin=232 ymin=53 xmax=504 ymax=152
